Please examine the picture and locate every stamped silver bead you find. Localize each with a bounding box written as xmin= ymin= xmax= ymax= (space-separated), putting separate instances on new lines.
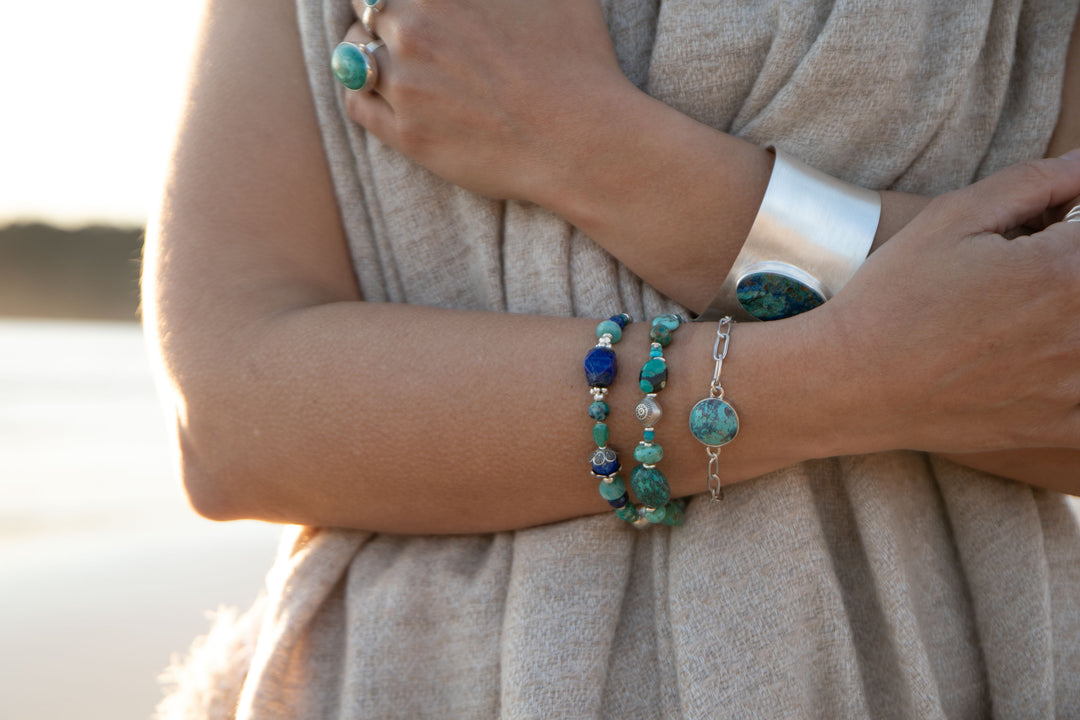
xmin=598 ymin=336 xmax=613 ymax=348
xmin=635 ymin=394 xmax=662 ymax=426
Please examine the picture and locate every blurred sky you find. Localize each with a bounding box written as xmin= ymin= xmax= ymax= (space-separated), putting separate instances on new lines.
xmin=0 ymin=1 xmax=204 ymax=228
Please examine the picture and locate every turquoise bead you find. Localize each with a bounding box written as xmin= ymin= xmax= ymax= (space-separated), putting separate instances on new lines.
xmin=649 ymin=345 xmax=664 ymax=358
xmin=615 ymin=504 xmax=638 ymax=522
xmin=639 ymin=357 xmax=668 ymax=393
xmin=331 ymin=43 xmax=369 ymax=91
xmin=598 ymin=475 xmax=627 ymax=500
xmin=689 ymin=398 xmax=739 ymax=447
xmin=644 ymin=505 xmax=667 ymax=523
xmin=633 ymin=442 xmax=663 ymax=465
xmin=651 ymin=314 xmax=683 ymax=332
xmin=588 ymin=401 xmax=610 ymax=421
xmin=630 ymin=465 xmax=671 ymax=507
xmin=642 ymin=429 xmax=655 ymax=443
xmin=649 ymin=325 xmax=672 ymax=347
xmin=596 ymin=320 xmax=623 ymax=342
xmin=662 ymin=500 xmax=685 ymax=526
xmin=592 ymin=422 xmax=609 ymax=447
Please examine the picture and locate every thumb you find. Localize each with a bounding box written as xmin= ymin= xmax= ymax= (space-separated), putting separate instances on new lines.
xmin=943 ymin=150 xmax=1080 ymax=235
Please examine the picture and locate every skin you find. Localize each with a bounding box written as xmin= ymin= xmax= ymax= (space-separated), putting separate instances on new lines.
xmin=143 ymin=0 xmax=1080 ymax=534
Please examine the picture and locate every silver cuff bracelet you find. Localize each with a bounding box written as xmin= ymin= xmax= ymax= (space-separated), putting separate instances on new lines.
xmin=697 ymin=147 xmax=881 ymax=322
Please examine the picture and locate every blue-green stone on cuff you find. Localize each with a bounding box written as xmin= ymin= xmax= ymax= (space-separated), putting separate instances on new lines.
xmin=735 ymin=271 xmax=825 ymax=321
xmin=689 ymin=398 xmax=739 ymax=447
xmin=331 ymin=43 xmax=369 ymax=91
xmin=630 ymin=465 xmax=671 ymax=507
xmin=639 ymin=357 xmax=668 ymax=393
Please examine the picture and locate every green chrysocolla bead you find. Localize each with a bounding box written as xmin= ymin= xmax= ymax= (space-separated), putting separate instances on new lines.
xmin=592 ymin=422 xmax=610 ymax=447
xmin=598 ymin=475 xmax=627 ymax=501
xmin=588 ymin=401 xmax=610 ymax=421
xmin=639 ymin=357 xmax=668 ymax=393
xmin=633 ymin=441 xmax=663 ymax=465
xmin=662 ymin=500 xmax=685 ymax=526
xmin=649 ymin=325 xmax=672 ymax=347
xmin=615 ymin=504 xmax=638 ymax=522
xmin=651 ymin=313 xmax=683 ymax=332
xmin=596 ymin=319 xmax=623 ymax=342
xmin=630 ymin=464 xmax=671 ymax=507
xmin=644 ymin=505 xmax=667 ymax=524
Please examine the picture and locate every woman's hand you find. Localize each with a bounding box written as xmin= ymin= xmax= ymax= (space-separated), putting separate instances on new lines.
xmin=820 ymin=151 xmax=1080 ymax=456
xmin=341 ymin=0 xmax=630 ymax=202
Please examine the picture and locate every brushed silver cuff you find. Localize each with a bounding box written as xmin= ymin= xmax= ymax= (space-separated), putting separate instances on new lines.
xmin=697 ymin=147 xmax=881 ymax=322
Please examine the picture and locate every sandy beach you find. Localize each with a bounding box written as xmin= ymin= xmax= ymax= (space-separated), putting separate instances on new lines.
xmin=0 ymin=319 xmax=282 ymax=720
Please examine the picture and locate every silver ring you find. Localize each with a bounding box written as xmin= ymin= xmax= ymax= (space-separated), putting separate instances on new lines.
xmin=331 ymin=39 xmax=384 ymax=93
xmin=1065 ymin=204 xmax=1080 ymax=224
xmin=362 ymin=7 xmax=379 ymax=38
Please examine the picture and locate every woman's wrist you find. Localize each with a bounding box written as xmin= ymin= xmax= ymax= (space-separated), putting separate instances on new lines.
xmin=528 ymin=83 xmax=773 ymax=313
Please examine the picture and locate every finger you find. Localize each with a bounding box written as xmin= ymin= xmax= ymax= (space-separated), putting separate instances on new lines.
xmin=338 ymin=24 xmax=396 ymax=135
xmin=943 ymin=149 xmax=1080 ymax=235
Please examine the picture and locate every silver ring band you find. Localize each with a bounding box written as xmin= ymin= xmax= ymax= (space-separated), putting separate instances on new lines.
xmin=362 ymin=7 xmax=379 ymax=38
xmin=1065 ymin=204 xmax=1080 ymax=224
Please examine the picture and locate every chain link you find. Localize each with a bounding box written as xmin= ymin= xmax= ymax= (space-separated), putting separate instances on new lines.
xmin=705 ymin=317 xmax=734 ymax=499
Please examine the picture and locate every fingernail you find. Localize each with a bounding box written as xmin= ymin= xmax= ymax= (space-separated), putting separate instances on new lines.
xmin=1060 ymin=148 xmax=1080 ymax=162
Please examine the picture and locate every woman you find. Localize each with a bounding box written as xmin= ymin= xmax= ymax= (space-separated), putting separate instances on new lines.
xmin=148 ymin=0 xmax=1080 ymax=716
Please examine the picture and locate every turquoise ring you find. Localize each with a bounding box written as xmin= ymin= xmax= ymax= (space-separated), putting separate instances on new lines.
xmin=331 ymin=40 xmax=383 ymax=92
xmin=362 ymin=0 xmax=386 ymax=10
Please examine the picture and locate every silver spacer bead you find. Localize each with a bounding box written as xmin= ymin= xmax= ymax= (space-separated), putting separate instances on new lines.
xmin=632 ymin=515 xmax=651 ymax=529
xmin=598 ymin=335 xmax=613 ymax=348
xmin=650 ymin=342 xmax=663 ymax=351
xmin=635 ymin=394 xmax=662 ymax=426
xmin=591 ymin=387 xmax=608 ymax=400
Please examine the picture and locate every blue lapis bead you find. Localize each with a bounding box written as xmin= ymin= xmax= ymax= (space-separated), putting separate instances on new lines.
xmin=609 ymin=313 xmax=631 ymax=329
xmin=590 ymin=448 xmax=620 ymax=476
xmin=584 ymin=346 xmax=618 ymax=388
xmin=607 ymin=493 xmax=629 ymax=509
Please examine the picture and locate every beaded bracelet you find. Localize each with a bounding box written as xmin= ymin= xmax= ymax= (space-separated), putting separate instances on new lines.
xmin=628 ymin=314 xmax=688 ymax=527
xmin=584 ymin=314 xmax=635 ymax=520
xmin=689 ymin=316 xmax=740 ymax=501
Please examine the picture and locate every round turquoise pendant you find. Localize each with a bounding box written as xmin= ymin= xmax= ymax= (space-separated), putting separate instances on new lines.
xmin=735 ymin=268 xmax=825 ymax=321
xmin=689 ymin=398 xmax=739 ymax=447
xmin=331 ymin=43 xmax=370 ymax=91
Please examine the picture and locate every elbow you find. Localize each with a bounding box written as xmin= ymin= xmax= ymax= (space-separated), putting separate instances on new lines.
xmin=177 ymin=424 xmax=246 ymax=522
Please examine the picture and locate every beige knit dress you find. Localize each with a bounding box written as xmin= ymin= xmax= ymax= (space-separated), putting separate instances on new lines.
xmin=159 ymin=0 xmax=1080 ymax=717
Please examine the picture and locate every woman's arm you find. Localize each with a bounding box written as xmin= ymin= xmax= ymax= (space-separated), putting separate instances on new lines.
xmin=145 ymin=0 xmax=1080 ymax=535
xmin=337 ymin=3 xmax=928 ymax=313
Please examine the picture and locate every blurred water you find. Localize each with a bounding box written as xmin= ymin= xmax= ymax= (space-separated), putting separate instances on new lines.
xmin=0 ymin=319 xmax=282 ymax=720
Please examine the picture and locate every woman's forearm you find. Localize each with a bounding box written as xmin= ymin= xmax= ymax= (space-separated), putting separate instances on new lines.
xmin=169 ymin=301 xmax=871 ymax=533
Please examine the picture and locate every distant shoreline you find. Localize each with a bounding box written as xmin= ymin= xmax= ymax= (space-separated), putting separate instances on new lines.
xmin=0 ymin=222 xmax=143 ymax=322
